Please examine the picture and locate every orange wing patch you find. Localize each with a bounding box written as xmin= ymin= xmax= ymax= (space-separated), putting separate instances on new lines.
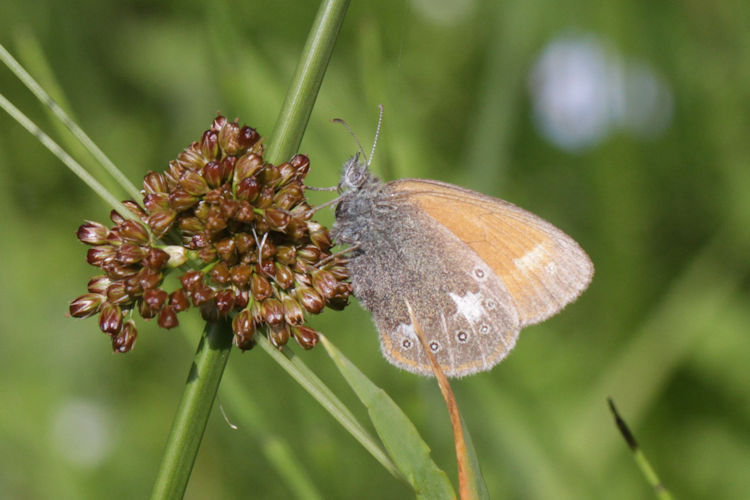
xmin=391 ymin=179 xmax=593 ymax=326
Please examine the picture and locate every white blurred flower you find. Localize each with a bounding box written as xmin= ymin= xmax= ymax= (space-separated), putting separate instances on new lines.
xmin=529 ymin=32 xmax=672 ymax=152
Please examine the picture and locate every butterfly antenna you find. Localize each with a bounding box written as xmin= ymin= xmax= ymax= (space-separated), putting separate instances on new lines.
xmin=332 ymin=118 xmax=369 ymax=165
xmin=368 ymin=104 xmax=384 ymax=168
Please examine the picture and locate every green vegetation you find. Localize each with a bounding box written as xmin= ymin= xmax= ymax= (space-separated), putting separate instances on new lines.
xmin=1 ymin=1 xmax=748 ymax=498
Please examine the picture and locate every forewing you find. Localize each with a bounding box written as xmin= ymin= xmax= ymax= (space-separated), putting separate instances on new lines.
xmin=391 ymin=179 xmax=594 ymax=326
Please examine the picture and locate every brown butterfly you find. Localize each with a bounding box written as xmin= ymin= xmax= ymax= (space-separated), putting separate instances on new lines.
xmin=330 ymin=116 xmax=593 ymax=377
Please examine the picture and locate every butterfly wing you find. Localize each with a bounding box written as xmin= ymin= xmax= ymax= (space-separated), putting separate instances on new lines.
xmin=390 ymin=179 xmax=594 ymax=327
xmin=341 ymin=188 xmax=521 ymax=377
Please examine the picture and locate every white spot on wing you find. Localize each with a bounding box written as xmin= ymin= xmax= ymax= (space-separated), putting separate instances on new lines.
xmin=395 ymin=322 xmax=417 ymax=340
xmin=449 ymin=291 xmax=486 ymax=323
xmin=513 ymin=243 xmax=549 ymax=274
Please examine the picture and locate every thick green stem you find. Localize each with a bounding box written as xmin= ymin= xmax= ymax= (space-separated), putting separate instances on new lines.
xmin=266 ymin=0 xmax=351 ymax=164
xmin=150 ymin=321 xmax=233 ymax=499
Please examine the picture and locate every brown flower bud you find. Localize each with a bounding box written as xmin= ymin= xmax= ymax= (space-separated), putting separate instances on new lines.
xmin=269 ymin=323 xmax=290 ymax=348
xmin=209 ymin=261 xmax=231 ymax=284
xmin=292 ymin=325 xmax=319 ymax=350
xmin=112 ymin=320 xmax=138 ymax=353
xmin=234 ymin=289 xmax=249 ymax=309
xmin=119 ymin=220 xmax=150 ymax=243
xmin=110 ymin=210 xmax=127 ymax=226
xmin=87 ymin=276 xmax=111 ymax=294
xmin=177 ymin=145 xmax=205 ymax=171
xmin=169 ymin=189 xmax=199 ymax=211
xmin=139 ymin=298 xmax=158 ymax=319
xmin=99 ymin=302 xmax=123 ymax=335
xmin=215 ymin=237 xmax=236 ymax=262
xmin=275 ymin=245 xmax=296 ymax=265
xmin=158 ymin=306 xmax=179 ymax=329
xmin=282 ymin=295 xmax=305 ymax=325
xmin=169 ymin=289 xmax=190 ymax=312
xmin=178 ymin=216 xmax=204 ymax=234
xmin=147 ymin=209 xmax=177 ymax=238
xmin=234 ymin=202 xmax=255 ymax=224
xmin=255 ymin=185 xmax=275 ymax=209
xmin=232 ymin=309 xmax=256 ymax=350
xmin=143 ymin=171 xmax=168 ymax=194
xmin=263 ymin=207 xmax=290 ymax=232
xmin=123 ymin=274 xmax=142 ymax=295
xmin=143 ymin=288 xmax=168 ymax=311
xmin=144 ymin=192 xmax=170 ymax=212
xmin=257 ymin=259 xmax=275 ymax=276
xmin=200 ymin=130 xmax=219 ymax=160
xmin=237 ymin=125 xmax=260 ymax=151
xmin=274 ymin=183 xmax=304 ymax=210
xmin=236 ymin=176 xmax=260 ymax=202
xmin=215 ymin=289 xmax=236 ymax=314
xmin=86 ymin=245 xmax=117 ymax=267
xmin=106 ymin=282 xmax=130 ymax=305
xmin=70 ymin=293 xmax=105 ymax=318
xmin=116 ymin=242 xmax=147 ymax=265
xmin=218 ymin=120 xmax=241 ymax=155
xmin=165 ymin=160 xmax=186 ymax=187
xmin=192 ymin=285 xmax=215 ymax=306
xmin=180 ymin=170 xmax=210 ymax=196
xmin=205 ymin=207 xmax=228 ymax=233
xmin=261 ymin=298 xmax=284 ymax=325
xmin=295 ymin=286 xmax=325 ymax=314
xmin=234 ymin=233 xmax=254 ymax=254
xmin=180 ymin=270 xmax=204 ymax=291
xmin=259 ymin=163 xmax=280 ymax=186
xmin=220 ymin=156 xmax=236 ymax=180
xmin=297 ymin=245 xmax=321 ymax=265
xmin=284 ymin=219 xmax=308 ymax=241
xmin=274 ymin=263 xmax=295 ymax=290
xmin=290 ymin=154 xmax=310 ymax=178
xmin=312 ymin=270 xmax=339 ymax=299
xmin=138 ymin=268 xmax=163 ymax=290
xmin=211 ymin=114 xmax=227 ymax=132
xmin=230 ymin=264 xmax=253 ymax=287
xmin=307 ymin=221 xmax=332 ymax=250
xmin=77 ymin=221 xmax=110 ymax=245
xmin=203 ymin=161 xmax=224 ymax=188
xmin=233 ymin=153 xmax=264 ymax=185
xmin=104 ymin=262 xmax=139 ymax=280
xmin=277 ymin=162 xmax=297 ymax=186
xmin=251 ymin=273 xmax=273 ymax=301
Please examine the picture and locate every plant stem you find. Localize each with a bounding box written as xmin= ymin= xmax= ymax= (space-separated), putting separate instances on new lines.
xmin=266 ymin=0 xmax=351 ymax=164
xmin=151 ymin=321 xmax=233 ymax=499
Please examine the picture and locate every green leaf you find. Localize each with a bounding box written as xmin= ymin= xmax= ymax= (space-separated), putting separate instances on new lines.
xmin=320 ymin=335 xmax=455 ymax=500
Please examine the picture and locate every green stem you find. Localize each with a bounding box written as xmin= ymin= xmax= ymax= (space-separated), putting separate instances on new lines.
xmin=150 ymin=321 xmax=233 ymax=499
xmin=265 ymin=0 xmax=351 ymax=164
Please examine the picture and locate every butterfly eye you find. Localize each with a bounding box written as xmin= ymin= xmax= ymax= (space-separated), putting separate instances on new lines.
xmin=456 ymin=331 xmax=469 ymax=343
xmin=429 ymin=341 xmax=441 ymax=352
xmin=479 ymin=324 xmax=490 ymax=334
xmin=473 ymin=267 xmax=486 ymax=280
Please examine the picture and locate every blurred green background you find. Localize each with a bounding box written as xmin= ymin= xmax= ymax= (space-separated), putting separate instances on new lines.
xmin=1 ymin=0 xmax=749 ymax=498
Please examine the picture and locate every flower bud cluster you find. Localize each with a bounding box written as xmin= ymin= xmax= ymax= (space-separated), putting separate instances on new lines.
xmin=70 ymin=115 xmax=350 ymax=352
